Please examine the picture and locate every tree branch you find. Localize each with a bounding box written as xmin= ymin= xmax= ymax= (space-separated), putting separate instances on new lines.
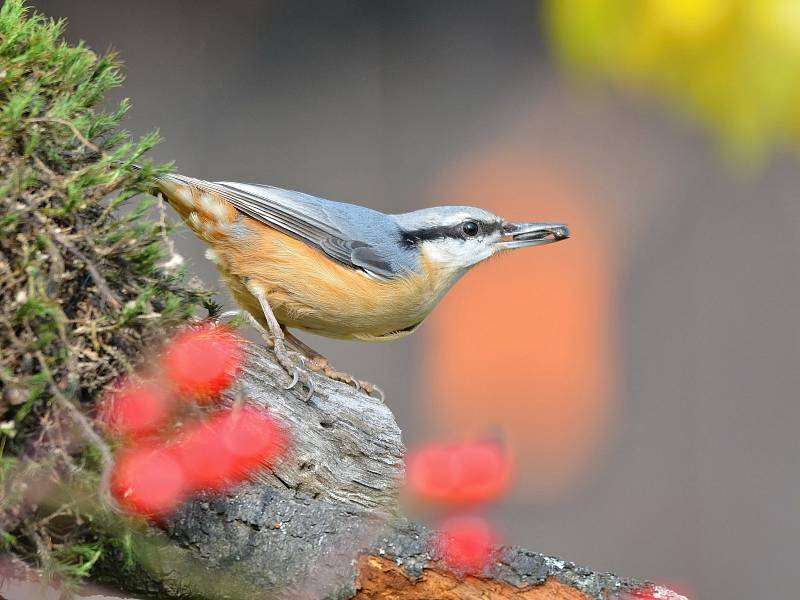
xmin=93 ymin=342 xmax=685 ymax=600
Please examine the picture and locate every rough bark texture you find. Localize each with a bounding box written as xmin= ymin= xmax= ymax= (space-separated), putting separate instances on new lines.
xmin=237 ymin=342 xmax=405 ymax=512
xmin=98 ymin=483 xmax=674 ymax=600
xmin=93 ymin=343 xmax=685 ymax=600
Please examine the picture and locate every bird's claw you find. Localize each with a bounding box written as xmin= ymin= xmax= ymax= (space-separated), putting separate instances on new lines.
xmin=284 ymin=366 xmax=300 ymax=390
xmin=366 ymin=383 xmax=385 ymax=402
xmin=284 ymin=355 xmax=306 ymax=389
xmin=302 ymin=377 xmax=316 ymax=402
xmin=356 ymin=380 xmax=384 ymax=401
xmin=273 ymin=346 xmax=315 ymax=400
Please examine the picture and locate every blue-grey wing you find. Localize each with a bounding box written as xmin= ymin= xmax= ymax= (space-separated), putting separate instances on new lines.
xmin=172 ymin=176 xmax=401 ymax=279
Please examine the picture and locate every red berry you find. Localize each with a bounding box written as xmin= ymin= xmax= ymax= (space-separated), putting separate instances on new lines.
xmin=102 ymin=380 xmax=171 ymax=438
xmin=407 ymin=444 xmax=456 ymax=503
xmin=218 ymin=407 xmax=286 ymax=476
xmin=437 ymin=515 xmax=496 ymax=572
xmin=163 ymin=325 xmax=243 ymax=399
xmin=627 ymin=587 xmax=689 ymax=600
xmin=453 ymin=441 xmax=511 ymax=503
xmin=111 ymin=446 xmax=187 ymax=517
xmin=407 ymin=441 xmax=511 ymax=506
xmin=171 ymin=407 xmax=286 ymax=491
xmin=171 ymin=418 xmax=236 ymax=491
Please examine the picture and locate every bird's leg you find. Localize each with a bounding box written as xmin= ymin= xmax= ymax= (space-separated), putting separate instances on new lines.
xmin=216 ymin=310 xmax=280 ymax=350
xmin=281 ymin=329 xmax=323 ymax=359
xmin=245 ymin=283 xmax=315 ymax=400
xmin=282 ymin=329 xmax=385 ymax=401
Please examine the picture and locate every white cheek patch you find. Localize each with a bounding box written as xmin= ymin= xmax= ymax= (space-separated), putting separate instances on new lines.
xmin=420 ymin=239 xmax=463 ymax=270
xmin=421 ymin=238 xmax=496 ymax=271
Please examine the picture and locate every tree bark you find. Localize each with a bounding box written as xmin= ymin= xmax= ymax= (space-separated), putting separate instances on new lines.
xmin=239 ymin=341 xmax=405 ymax=512
xmin=94 ymin=343 xmax=685 ymax=600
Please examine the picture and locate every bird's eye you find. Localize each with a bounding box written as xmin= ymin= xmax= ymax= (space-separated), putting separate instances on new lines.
xmin=462 ymin=220 xmax=479 ymax=237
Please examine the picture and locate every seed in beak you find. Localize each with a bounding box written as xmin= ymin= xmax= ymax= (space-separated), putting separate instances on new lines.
xmin=512 ymin=224 xmax=570 ymax=242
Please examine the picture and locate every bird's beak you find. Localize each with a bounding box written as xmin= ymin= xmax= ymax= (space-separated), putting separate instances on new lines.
xmin=496 ymin=222 xmax=570 ymax=250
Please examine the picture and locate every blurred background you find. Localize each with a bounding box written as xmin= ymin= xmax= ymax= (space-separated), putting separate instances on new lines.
xmin=27 ymin=1 xmax=800 ymax=598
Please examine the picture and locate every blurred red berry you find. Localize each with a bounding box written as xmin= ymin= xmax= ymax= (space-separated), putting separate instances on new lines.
xmin=163 ymin=325 xmax=243 ymax=399
xmin=172 ymin=417 xmax=236 ymax=491
xmin=407 ymin=440 xmax=511 ymax=505
xmin=111 ymin=446 xmax=187 ymax=516
xmin=218 ymin=406 xmax=286 ymax=476
xmin=172 ymin=407 xmax=285 ymax=491
xmin=627 ymin=587 xmax=689 ymax=600
xmin=102 ymin=380 xmax=171 ymax=438
xmin=437 ymin=515 xmax=496 ymax=572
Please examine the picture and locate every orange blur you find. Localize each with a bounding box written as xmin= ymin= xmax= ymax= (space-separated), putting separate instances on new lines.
xmin=422 ymin=153 xmax=616 ymax=500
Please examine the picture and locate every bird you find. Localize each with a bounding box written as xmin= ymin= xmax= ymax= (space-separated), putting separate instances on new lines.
xmin=149 ymin=171 xmax=569 ymax=398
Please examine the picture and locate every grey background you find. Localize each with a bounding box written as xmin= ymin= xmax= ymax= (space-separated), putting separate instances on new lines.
xmin=27 ymin=1 xmax=800 ymax=599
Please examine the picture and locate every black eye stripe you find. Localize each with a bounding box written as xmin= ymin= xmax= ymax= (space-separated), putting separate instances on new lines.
xmin=400 ymin=220 xmax=502 ymax=247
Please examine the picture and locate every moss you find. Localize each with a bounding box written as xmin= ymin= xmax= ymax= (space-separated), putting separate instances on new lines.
xmin=0 ymin=0 xmax=208 ymax=591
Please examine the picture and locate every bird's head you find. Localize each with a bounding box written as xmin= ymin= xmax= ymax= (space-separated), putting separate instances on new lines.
xmin=393 ymin=205 xmax=569 ymax=275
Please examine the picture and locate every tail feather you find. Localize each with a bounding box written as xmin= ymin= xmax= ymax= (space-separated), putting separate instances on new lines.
xmin=149 ymin=172 xmax=239 ymax=243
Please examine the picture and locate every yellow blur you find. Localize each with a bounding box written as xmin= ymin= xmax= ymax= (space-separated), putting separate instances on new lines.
xmin=546 ymin=0 xmax=800 ymax=162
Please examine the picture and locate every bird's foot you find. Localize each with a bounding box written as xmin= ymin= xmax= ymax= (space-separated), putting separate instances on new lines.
xmin=249 ymin=322 xmax=315 ymax=400
xmin=271 ymin=343 xmax=316 ymax=401
xmin=243 ymin=283 xmax=317 ymax=400
xmin=305 ymin=356 xmax=384 ymax=401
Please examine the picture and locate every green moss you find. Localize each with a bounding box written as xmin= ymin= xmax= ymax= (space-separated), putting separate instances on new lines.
xmin=0 ymin=0 xmax=208 ymax=591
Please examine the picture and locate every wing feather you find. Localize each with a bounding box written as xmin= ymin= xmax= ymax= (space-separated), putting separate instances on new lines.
xmin=167 ymin=175 xmax=398 ymax=279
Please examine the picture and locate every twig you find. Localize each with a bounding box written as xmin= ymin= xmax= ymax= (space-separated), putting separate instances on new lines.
xmin=48 ymin=227 xmax=121 ymax=309
xmin=28 ymin=117 xmax=101 ymax=155
xmin=30 ymin=210 xmax=121 ymax=309
xmin=33 ymin=351 xmax=117 ymax=513
xmin=31 ymin=153 xmax=59 ymax=183
xmin=33 ymin=503 xmax=77 ymax=530
xmin=156 ymin=192 xmax=177 ymax=259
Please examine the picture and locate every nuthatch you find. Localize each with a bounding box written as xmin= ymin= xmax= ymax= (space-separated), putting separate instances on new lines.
xmin=151 ymin=172 xmax=569 ymax=397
